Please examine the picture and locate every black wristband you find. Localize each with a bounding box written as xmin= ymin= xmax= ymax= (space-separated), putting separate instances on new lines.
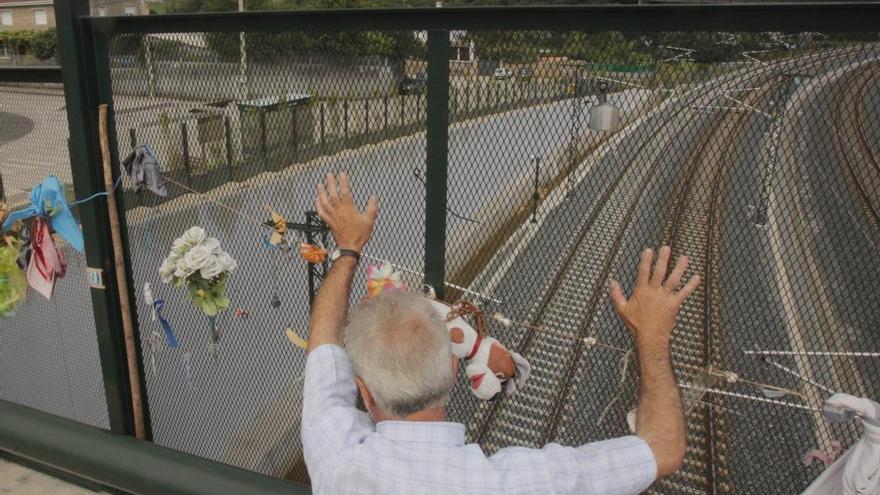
xmin=334 ymin=248 xmax=361 ymax=263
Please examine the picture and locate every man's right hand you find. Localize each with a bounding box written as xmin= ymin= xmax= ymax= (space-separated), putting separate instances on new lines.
xmin=609 ymin=246 xmax=701 ymax=349
xmin=315 ymin=172 xmax=379 ymax=253
xmin=610 ymin=245 xmax=699 ymax=478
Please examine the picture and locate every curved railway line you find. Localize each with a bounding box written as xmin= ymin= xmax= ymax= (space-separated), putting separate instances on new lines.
xmin=460 ymin=46 xmax=879 ymax=495
xmin=834 ymin=65 xmax=880 ymax=228
xmin=471 ymin=69 xmax=781 ymax=493
xmin=647 ymin=84 xmax=779 ymax=495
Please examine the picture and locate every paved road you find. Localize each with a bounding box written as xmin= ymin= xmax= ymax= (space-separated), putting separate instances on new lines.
xmin=0 ymin=92 xmax=70 ymax=200
xmin=0 ymin=112 xmax=33 ymax=145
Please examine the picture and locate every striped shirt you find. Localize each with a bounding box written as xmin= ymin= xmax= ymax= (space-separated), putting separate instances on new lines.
xmin=302 ymin=344 xmax=657 ymax=495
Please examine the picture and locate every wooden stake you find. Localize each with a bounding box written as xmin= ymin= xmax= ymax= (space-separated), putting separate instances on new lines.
xmin=99 ymin=104 xmax=146 ymax=440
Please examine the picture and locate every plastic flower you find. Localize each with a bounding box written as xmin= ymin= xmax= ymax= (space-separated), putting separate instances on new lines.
xmin=366 ymin=262 xmax=405 ymax=298
xmin=200 ymin=255 xmax=225 ymax=280
xmin=182 ymin=226 xmax=206 ymax=246
xmin=160 ymin=227 xmax=236 ymax=317
xmin=159 ymin=258 xmax=177 ymax=283
xmin=182 ymin=244 xmax=211 ymax=271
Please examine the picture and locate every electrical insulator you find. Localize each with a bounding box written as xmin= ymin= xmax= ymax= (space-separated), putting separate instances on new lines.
xmin=589 ymin=81 xmax=620 ymax=132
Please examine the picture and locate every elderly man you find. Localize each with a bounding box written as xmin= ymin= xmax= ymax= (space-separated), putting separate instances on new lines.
xmin=302 ymin=172 xmax=700 ymax=494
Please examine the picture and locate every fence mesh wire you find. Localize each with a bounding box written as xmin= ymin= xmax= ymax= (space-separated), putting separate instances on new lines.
xmin=0 ymin=82 xmax=110 ymax=429
xmin=4 ymin=24 xmax=878 ymax=494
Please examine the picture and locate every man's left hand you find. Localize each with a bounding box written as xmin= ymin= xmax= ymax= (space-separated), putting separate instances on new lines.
xmin=315 ymin=172 xmax=379 ymax=252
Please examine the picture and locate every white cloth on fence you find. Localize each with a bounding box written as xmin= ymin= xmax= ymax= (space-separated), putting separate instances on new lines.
xmin=802 ymin=394 xmax=880 ymax=495
xmin=301 ymin=344 xmax=657 ymax=495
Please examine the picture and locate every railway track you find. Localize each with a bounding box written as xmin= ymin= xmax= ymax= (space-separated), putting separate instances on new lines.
xmin=648 ymin=85 xmax=778 ymax=495
xmin=833 ymin=65 xmax=880 ymax=228
xmin=469 ymin=67 xmax=779 ymax=494
xmin=463 ymin=46 xmax=877 ymax=495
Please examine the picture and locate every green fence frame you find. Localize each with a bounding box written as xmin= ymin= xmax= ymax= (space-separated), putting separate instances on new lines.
xmin=1 ymin=2 xmax=880 ymax=493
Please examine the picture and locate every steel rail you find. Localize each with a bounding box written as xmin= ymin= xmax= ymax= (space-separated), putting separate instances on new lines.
xmin=652 ymin=82 xmax=779 ymax=495
xmin=833 ymin=69 xmax=880 ymax=227
xmin=853 ymin=66 xmax=880 ymax=179
xmin=472 ymin=68 xmax=733 ymax=447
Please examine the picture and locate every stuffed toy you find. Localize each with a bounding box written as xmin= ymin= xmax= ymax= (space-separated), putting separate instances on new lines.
xmin=366 ymin=262 xmax=531 ymax=401
xmin=430 ymin=299 xmax=530 ymax=400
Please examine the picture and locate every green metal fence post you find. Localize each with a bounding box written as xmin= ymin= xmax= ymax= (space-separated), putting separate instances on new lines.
xmin=53 ymin=0 xmax=138 ymax=436
xmin=424 ymin=30 xmax=449 ymax=299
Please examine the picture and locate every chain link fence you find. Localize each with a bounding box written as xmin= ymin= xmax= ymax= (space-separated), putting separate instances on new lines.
xmin=100 ymin=28 xmax=880 ymax=493
xmin=2 ymin=15 xmax=879 ymax=495
xmin=0 ymin=81 xmax=110 ymax=429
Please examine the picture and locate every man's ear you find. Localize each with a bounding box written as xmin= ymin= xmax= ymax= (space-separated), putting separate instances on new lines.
xmin=355 ymin=376 xmax=376 ymax=414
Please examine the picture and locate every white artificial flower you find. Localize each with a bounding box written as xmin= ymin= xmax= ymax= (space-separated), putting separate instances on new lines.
xmin=202 ymin=237 xmax=222 ymax=254
xmin=170 ymin=237 xmax=189 ymax=256
xmin=218 ymin=252 xmax=237 ymax=272
xmin=159 ymin=258 xmax=177 ymax=283
xmin=182 ymin=226 xmax=207 ymax=246
xmin=182 ymin=245 xmax=211 ymax=271
xmin=174 ymin=258 xmax=196 ymax=279
xmin=200 ymin=255 xmax=225 ymax=280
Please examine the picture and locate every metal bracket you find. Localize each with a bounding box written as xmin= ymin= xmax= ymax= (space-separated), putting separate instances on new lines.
xmin=264 ymin=210 xmax=330 ymax=307
xmin=86 ymin=267 xmax=105 ymax=289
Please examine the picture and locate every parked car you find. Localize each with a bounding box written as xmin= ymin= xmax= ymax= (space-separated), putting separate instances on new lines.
xmin=517 ymin=67 xmax=533 ymax=80
xmin=398 ymin=72 xmax=427 ymax=95
xmin=493 ymin=67 xmax=513 ymax=80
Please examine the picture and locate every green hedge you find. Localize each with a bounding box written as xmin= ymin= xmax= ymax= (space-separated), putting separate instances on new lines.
xmin=0 ymin=28 xmax=59 ymax=60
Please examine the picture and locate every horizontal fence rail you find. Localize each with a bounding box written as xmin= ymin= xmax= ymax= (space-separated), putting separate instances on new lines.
xmin=0 ymin=67 xmax=63 ymax=83
xmin=85 ymin=4 xmax=880 ymax=34
xmin=0 ymin=400 xmax=307 ymax=495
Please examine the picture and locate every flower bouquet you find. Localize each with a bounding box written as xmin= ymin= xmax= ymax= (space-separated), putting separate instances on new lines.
xmin=0 ymin=238 xmax=27 ymax=317
xmin=160 ymin=227 xmax=236 ymax=357
xmin=0 ymin=203 xmax=26 ymax=317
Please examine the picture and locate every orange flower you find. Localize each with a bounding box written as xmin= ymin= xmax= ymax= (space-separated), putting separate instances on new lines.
xmin=299 ymin=242 xmax=327 ymax=264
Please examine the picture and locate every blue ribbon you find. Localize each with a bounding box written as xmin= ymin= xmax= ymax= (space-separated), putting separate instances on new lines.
xmin=153 ymin=298 xmax=179 ymax=349
xmin=3 ymin=176 xmax=84 ymax=253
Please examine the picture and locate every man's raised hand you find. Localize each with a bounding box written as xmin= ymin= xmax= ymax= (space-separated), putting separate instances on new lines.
xmin=609 ymin=246 xmax=701 ymax=349
xmin=315 ymin=172 xmax=379 ymax=253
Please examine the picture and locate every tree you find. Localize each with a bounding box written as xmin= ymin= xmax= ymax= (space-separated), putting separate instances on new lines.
xmin=29 ymin=28 xmax=58 ymax=60
xmin=172 ymin=0 xmax=422 ymax=64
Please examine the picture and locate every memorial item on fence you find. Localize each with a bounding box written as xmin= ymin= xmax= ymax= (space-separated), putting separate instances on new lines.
xmin=26 ymin=217 xmax=68 ymax=300
xmin=0 ymin=205 xmax=27 ymax=316
xmin=803 ymin=393 xmax=880 ymax=494
xmin=266 ymin=205 xmax=288 ymax=246
xmin=285 ymin=327 xmax=309 ymax=350
xmin=3 ymin=176 xmax=84 ymax=252
xmin=434 ymin=300 xmax=531 ymax=401
xmin=2 ymin=176 xmax=84 ymax=300
xmin=160 ymin=226 xmax=237 ymax=358
xmin=299 ymin=242 xmax=327 ymax=265
xmin=143 ymin=282 xmax=179 ymax=349
xmin=122 ymin=144 xmax=168 ymax=196
xmin=365 ymin=261 xmax=531 ymax=401
xmin=367 ymin=262 xmax=405 ymax=298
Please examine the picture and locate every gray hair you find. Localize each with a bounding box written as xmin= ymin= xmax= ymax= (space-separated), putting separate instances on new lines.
xmin=344 ymin=291 xmax=453 ymax=418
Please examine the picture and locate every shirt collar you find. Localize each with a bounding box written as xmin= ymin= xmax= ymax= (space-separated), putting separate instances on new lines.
xmin=376 ymin=420 xmax=466 ymax=447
